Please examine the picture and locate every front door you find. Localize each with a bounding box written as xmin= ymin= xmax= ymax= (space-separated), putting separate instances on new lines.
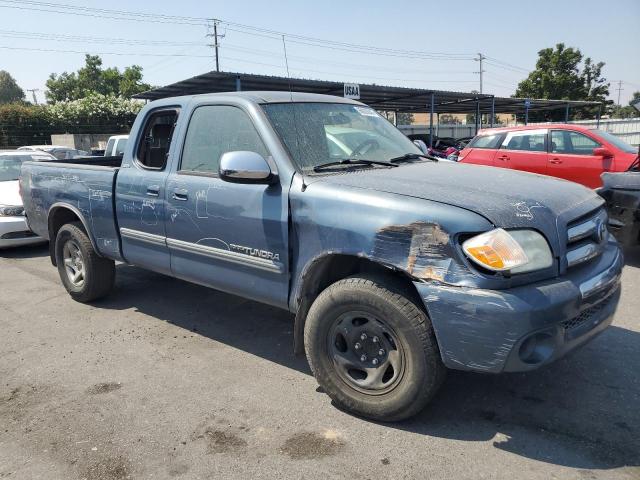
xmin=165 ymin=104 xmax=289 ymax=308
xmin=116 ymin=108 xmax=179 ymax=275
xmin=548 ymin=129 xmax=604 ymax=188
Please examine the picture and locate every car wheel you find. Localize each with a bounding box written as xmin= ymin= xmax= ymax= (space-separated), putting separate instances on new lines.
xmin=304 ymin=274 xmax=445 ymax=421
xmin=55 ymin=222 xmax=115 ymax=302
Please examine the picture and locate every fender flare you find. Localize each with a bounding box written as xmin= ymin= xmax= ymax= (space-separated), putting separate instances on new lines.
xmin=47 ymin=202 xmax=101 ymax=264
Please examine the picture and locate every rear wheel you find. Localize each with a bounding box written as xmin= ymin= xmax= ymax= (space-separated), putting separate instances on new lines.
xmin=304 ymin=275 xmax=445 ymax=421
xmin=55 ymin=222 xmax=115 ymax=302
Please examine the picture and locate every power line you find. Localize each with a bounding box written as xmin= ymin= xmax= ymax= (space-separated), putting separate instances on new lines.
xmin=0 ymin=0 xmax=475 ymax=61
xmin=0 ymin=29 xmax=205 ymax=46
xmin=0 ymin=0 xmax=537 ymax=92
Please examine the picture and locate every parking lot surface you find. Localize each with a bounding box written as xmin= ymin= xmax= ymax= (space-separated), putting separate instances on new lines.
xmin=1 ymin=245 xmax=639 ymax=480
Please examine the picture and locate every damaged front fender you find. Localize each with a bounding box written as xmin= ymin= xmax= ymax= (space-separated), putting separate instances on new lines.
xmin=289 ymin=179 xmax=493 ymax=313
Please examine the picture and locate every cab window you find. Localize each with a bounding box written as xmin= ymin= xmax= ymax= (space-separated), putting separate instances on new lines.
xmin=136 ymin=109 xmax=179 ymax=170
xmin=180 ymin=105 xmax=268 ymax=175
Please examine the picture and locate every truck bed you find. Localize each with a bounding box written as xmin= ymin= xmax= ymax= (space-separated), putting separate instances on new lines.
xmin=20 ymin=156 xmax=124 ymax=261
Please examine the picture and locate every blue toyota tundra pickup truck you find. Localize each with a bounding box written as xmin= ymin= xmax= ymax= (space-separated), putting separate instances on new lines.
xmin=20 ymin=92 xmax=623 ymax=420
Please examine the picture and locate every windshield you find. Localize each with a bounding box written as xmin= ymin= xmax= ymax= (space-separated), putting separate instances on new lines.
xmin=0 ymin=155 xmax=29 ymax=181
xmin=0 ymin=154 xmax=53 ymax=181
xmin=591 ymin=129 xmax=638 ymax=154
xmin=262 ymin=102 xmax=421 ymax=171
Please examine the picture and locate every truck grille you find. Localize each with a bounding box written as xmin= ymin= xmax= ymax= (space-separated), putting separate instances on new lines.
xmin=561 ymin=293 xmax=615 ymax=331
xmin=565 ymin=207 xmax=608 ymax=269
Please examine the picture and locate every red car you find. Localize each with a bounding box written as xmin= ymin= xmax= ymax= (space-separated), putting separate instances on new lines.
xmin=458 ymin=124 xmax=639 ymax=188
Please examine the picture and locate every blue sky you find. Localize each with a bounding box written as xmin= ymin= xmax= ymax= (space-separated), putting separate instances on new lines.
xmin=1 ymin=0 xmax=639 ymax=105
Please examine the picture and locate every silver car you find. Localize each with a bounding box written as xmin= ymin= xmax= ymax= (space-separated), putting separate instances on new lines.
xmin=0 ymin=150 xmax=56 ymax=248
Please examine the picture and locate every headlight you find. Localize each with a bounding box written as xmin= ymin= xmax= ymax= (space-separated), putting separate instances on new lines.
xmin=462 ymin=228 xmax=552 ymax=274
xmin=0 ymin=205 xmax=25 ymax=216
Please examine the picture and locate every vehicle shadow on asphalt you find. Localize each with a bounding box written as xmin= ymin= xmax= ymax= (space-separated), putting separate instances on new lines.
xmin=89 ymin=264 xmax=640 ymax=472
xmin=99 ymin=264 xmax=312 ymax=375
xmin=623 ymin=246 xmax=640 ymax=267
xmin=0 ymin=243 xmax=49 ymax=259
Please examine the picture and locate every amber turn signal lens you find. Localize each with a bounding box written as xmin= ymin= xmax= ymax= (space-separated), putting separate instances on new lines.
xmin=462 ymin=229 xmax=529 ymax=272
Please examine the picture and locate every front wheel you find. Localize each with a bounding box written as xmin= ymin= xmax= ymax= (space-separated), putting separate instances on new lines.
xmin=55 ymin=222 xmax=115 ymax=302
xmin=304 ymin=275 xmax=445 ymax=421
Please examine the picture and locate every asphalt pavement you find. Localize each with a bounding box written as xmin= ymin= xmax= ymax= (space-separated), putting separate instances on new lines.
xmin=1 ymin=244 xmax=639 ymax=479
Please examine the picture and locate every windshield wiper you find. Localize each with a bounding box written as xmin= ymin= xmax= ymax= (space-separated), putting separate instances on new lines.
xmin=313 ymin=158 xmax=398 ymax=172
xmin=388 ymin=153 xmax=438 ymax=163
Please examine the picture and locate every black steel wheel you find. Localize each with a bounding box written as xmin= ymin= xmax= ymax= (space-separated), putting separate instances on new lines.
xmin=305 ymin=274 xmax=445 ymax=421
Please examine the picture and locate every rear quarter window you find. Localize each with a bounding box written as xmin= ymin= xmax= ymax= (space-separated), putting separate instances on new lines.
xmin=468 ymin=133 xmax=504 ymax=149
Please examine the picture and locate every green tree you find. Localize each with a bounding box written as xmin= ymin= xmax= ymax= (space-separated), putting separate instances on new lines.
xmin=515 ymin=43 xmax=611 ymax=120
xmin=610 ymin=91 xmax=640 ymax=119
xmin=46 ymin=55 xmax=152 ymax=102
xmin=0 ymin=70 xmax=25 ymax=104
xmin=396 ymin=112 xmax=414 ymax=125
xmin=439 ymin=114 xmax=461 ymax=125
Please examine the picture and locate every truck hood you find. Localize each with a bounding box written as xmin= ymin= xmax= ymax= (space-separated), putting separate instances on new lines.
xmin=308 ymin=162 xmax=604 ymax=252
xmin=0 ymin=180 xmax=22 ymax=206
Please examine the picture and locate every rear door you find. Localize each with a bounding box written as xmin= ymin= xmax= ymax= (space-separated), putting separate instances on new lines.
xmin=164 ymin=103 xmax=290 ymax=308
xmin=458 ymin=132 xmax=505 ymax=166
xmin=497 ymin=129 xmax=548 ymax=175
xmin=548 ymin=129 xmax=604 ymax=188
xmin=116 ymin=107 xmax=179 ymax=274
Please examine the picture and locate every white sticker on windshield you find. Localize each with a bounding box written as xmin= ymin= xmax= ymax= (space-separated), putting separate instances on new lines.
xmin=354 ymin=106 xmax=378 ymax=117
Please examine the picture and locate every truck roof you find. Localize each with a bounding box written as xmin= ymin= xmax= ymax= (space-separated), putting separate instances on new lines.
xmin=150 ymin=91 xmax=364 ymax=106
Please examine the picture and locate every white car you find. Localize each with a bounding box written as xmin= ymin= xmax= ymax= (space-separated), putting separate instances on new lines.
xmin=18 ymin=145 xmax=88 ymax=160
xmin=0 ymin=150 xmax=56 ymax=248
xmin=104 ymin=135 xmax=129 ymax=156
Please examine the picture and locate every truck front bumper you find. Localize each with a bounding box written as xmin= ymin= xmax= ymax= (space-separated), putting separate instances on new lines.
xmin=0 ymin=216 xmax=45 ymax=249
xmin=415 ymin=242 xmax=623 ymax=373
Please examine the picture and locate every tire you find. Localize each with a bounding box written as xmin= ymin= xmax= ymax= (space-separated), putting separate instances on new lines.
xmin=55 ymin=222 xmax=115 ymax=302
xmin=304 ymin=274 xmax=445 ymax=421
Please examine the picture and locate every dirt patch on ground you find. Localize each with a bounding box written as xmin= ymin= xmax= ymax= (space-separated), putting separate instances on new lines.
xmin=81 ymin=455 xmax=132 ymax=480
xmin=280 ymin=431 xmax=345 ymax=459
xmin=204 ymin=428 xmax=248 ymax=454
xmin=86 ymin=382 xmax=122 ymax=395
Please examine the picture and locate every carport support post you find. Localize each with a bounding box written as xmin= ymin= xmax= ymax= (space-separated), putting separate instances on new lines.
xmin=490 ymin=96 xmax=495 ymax=128
xmin=565 ymin=104 xmax=570 ymax=122
xmin=596 ymin=103 xmax=602 ymax=128
xmin=475 ymin=100 xmax=480 ymax=134
xmin=429 ymin=93 xmax=435 ymax=148
xmin=235 ymin=75 xmax=241 ymax=91
xmin=524 ymin=102 xmax=529 ymax=125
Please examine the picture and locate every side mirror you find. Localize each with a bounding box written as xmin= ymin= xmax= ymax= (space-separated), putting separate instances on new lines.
xmin=219 ymin=151 xmax=276 ymax=184
xmin=413 ymin=139 xmax=429 ymax=155
xmin=593 ymin=147 xmax=613 ymax=157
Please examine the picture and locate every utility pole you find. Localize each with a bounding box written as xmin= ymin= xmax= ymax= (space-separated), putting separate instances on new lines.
xmin=616 ymin=80 xmax=623 ymax=106
xmin=206 ymin=19 xmax=224 ymax=72
xmin=474 ymin=53 xmax=486 ymax=94
xmin=26 ymin=88 xmax=39 ymax=104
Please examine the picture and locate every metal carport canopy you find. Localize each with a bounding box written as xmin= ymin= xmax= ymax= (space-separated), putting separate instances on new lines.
xmin=133 ymin=70 xmax=600 ymax=114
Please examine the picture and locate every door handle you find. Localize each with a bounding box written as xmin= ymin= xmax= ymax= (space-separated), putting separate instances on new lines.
xmin=172 ymin=188 xmax=189 ymax=201
xmin=146 ymin=185 xmax=160 ymax=197
xmin=549 ymin=158 xmax=563 ymax=164
xmin=497 ymin=155 xmax=509 ymax=161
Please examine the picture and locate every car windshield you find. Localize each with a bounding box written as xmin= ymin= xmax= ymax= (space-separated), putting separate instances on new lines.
xmin=0 ymin=155 xmax=28 ymax=182
xmin=0 ymin=154 xmax=53 ymax=181
xmin=262 ymin=102 xmax=421 ymax=171
xmin=591 ymin=129 xmax=638 ymax=154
